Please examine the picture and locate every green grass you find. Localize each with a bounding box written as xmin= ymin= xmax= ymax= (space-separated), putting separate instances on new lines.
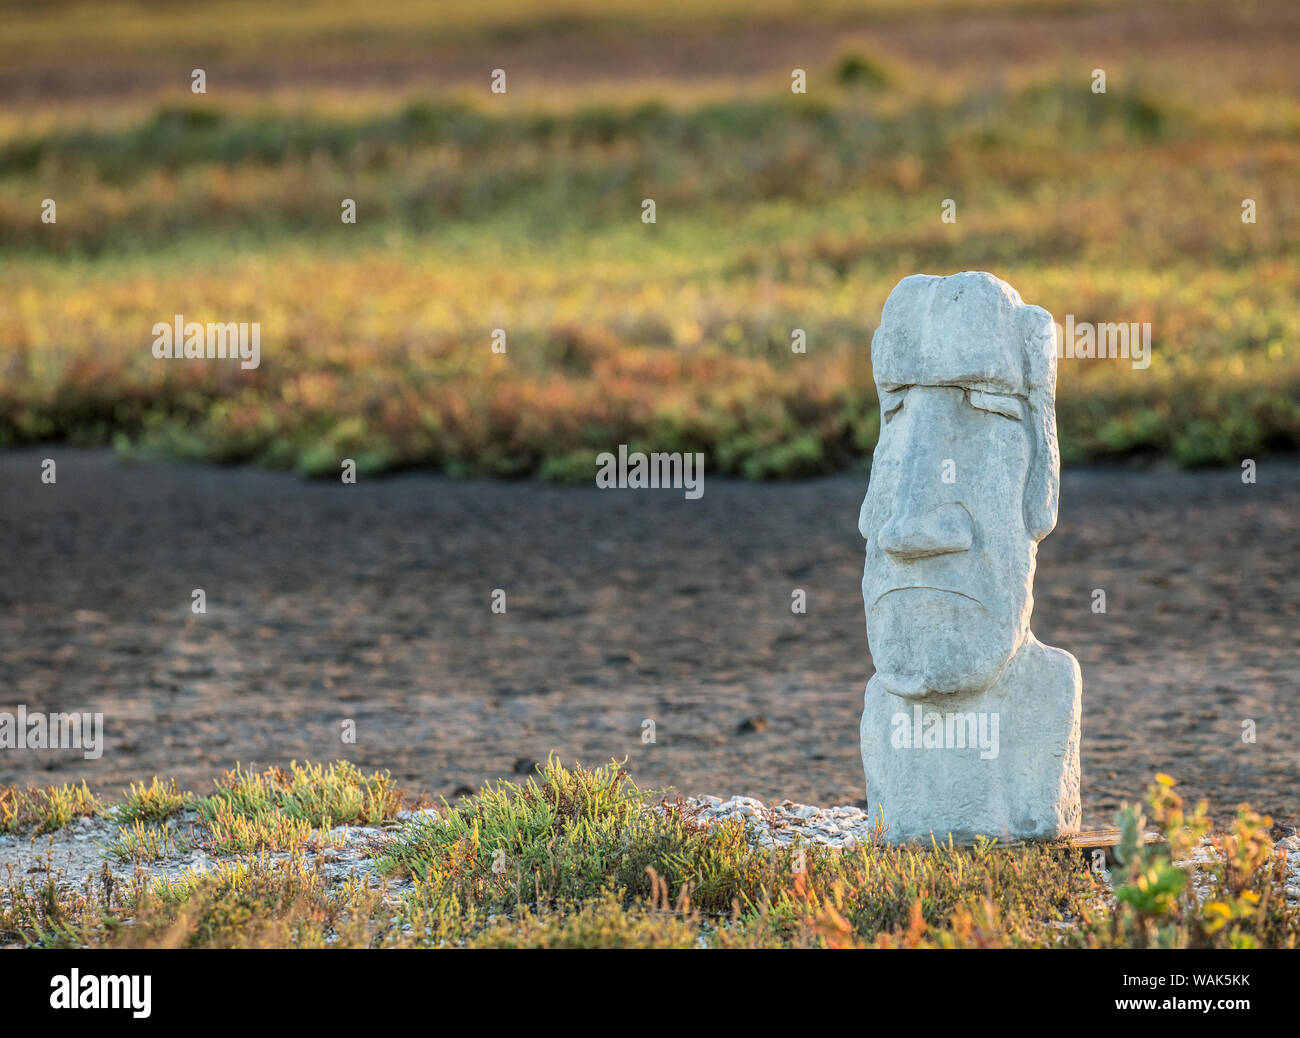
xmin=124 ymin=856 xmax=394 ymax=949
xmin=196 ymin=801 xmax=319 ymax=856
xmin=1 ymin=760 xmax=1295 ymax=947
xmin=3 ymin=31 xmax=1298 ymax=474
xmin=195 ymin=760 xmax=404 ymax=829
xmin=0 ymin=781 xmax=102 ymax=835
xmin=188 ymin=760 xmax=402 ymax=854
xmin=107 ymin=819 xmax=192 ymax=864
xmin=117 ymin=777 xmax=193 ymax=823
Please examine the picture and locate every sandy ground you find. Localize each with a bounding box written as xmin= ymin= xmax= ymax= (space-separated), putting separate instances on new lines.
xmin=0 ymin=448 xmax=1297 ymax=828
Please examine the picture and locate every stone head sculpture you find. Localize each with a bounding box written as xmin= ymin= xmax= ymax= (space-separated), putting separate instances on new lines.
xmin=859 ymin=271 xmax=1081 ymax=843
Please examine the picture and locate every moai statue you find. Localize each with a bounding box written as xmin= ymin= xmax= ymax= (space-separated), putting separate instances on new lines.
xmin=859 ymin=271 xmax=1081 ymax=843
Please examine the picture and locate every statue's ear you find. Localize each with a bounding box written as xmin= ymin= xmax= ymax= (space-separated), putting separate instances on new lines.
xmin=1019 ymin=305 xmax=1060 ymax=541
xmin=1024 ymin=390 xmax=1060 ymax=540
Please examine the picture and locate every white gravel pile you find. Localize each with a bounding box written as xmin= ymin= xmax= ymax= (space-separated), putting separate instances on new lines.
xmin=1275 ymin=835 xmax=1300 ymax=899
xmin=685 ymin=795 xmax=875 ymax=849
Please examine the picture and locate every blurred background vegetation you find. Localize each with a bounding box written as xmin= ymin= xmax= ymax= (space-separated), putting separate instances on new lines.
xmin=1 ymin=0 xmax=1297 ymax=477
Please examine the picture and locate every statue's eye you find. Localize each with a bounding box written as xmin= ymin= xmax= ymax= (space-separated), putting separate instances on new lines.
xmin=968 ymin=390 xmax=1024 ymax=421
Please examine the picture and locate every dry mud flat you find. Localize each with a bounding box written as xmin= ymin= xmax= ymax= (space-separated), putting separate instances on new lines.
xmin=0 ymin=448 xmax=1297 ymax=829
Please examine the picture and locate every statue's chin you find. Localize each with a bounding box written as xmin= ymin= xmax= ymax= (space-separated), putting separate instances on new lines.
xmin=869 ymin=635 xmax=1018 ymax=700
xmin=875 ymin=665 xmax=997 ymax=700
xmin=867 ymin=591 xmax=1023 ymax=700
xmin=876 ymin=671 xmax=944 ymax=700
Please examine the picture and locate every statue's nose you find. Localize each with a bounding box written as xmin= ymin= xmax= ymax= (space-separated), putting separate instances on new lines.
xmin=877 ymin=502 xmax=973 ymax=560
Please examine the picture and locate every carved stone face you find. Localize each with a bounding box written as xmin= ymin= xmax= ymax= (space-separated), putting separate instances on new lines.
xmin=860 ymin=383 xmax=1035 ymax=699
xmin=860 ymin=271 xmax=1058 ymax=701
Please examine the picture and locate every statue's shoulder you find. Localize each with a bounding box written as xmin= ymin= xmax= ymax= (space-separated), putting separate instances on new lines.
xmin=1022 ymin=636 xmax=1082 ymax=697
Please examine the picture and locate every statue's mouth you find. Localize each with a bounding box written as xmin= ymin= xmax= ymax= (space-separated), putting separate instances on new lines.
xmin=873 ymin=585 xmax=982 ymax=607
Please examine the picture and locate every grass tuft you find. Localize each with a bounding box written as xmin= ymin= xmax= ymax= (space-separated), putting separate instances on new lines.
xmin=0 ymin=781 xmax=102 ymax=835
xmin=197 ymin=760 xmax=403 ymax=830
xmin=117 ymin=777 xmax=193 ymax=824
xmin=108 ymin=819 xmax=192 ymax=863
